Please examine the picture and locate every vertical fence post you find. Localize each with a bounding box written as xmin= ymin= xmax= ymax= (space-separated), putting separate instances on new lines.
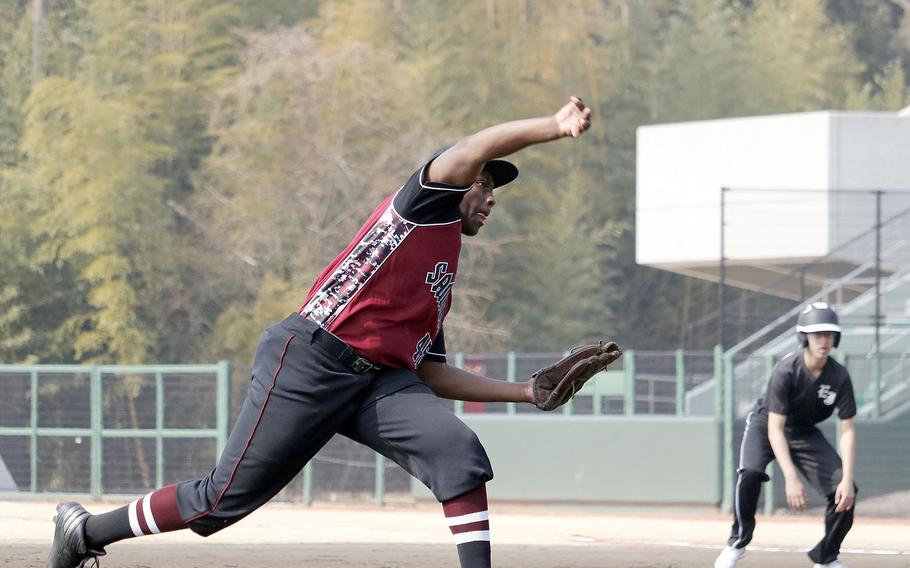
xmin=719 ymin=187 xmax=728 ymax=349
xmin=873 ymin=189 xmax=882 ymax=418
xmin=592 ymin=369 xmax=602 ymax=417
xmin=713 ymin=345 xmax=724 ymax=419
xmin=506 ymin=352 xmax=517 ymax=416
xmin=648 ymin=376 xmax=655 ymax=415
xmin=872 ymin=355 xmax=881 ymax=419
xmin=302 ymin=462 xmax=313 ymax=505
xmin=831 ymin=353 xmax=844 ymax=439
xmin=842 ymin=353 xmax=858 ymax=407
xmin=30 ymin=369 xmax=38 ymax=493
xmin=562 ymin=347 xmax=574 ymax=416
xmin=721 ymin=353 xmax=734 ymax=515
xmin=374 ymin=453 xmax=385 ymax=506
xmin=624 ymin=350 xmax=636 ymax=416
xmin=675 ymin=349 xmax=685 ymax=416
xmin=763 ymin=463 xmax=776 ymax=516
xmin=453 ymin=353 xmax=464 ymax=415
xmin=155 ymin=371 xmax=164 ymax=489
xmin=713 ymin=345 xmax=724 ymax=509
xmin=216 ymin=361 xmax=231 ymax=457
xmin=763 ymin=354 xmax=776 ymax=516
xmin=90 ymin=366 xmax=103 ymax=500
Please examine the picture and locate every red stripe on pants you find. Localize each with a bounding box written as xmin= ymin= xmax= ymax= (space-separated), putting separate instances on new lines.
xmin=186 ymin=334 xmax=295 ymax=523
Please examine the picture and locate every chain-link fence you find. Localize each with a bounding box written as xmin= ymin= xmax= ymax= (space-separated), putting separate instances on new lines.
xmin=227 ymin=350 xmax=710 ymax=505
xmin=0 ymin=364 xmax=228 ymax=498
xmin=3 ymin=351 xmax=907 ymax=509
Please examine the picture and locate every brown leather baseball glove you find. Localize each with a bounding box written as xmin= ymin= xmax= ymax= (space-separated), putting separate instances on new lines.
xmin=530 ymin=341 xmax=623 ymax=411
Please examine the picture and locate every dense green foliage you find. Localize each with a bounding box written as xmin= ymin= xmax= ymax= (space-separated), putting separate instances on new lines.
xmin=1 ymin=0 xmax=908 ymax=363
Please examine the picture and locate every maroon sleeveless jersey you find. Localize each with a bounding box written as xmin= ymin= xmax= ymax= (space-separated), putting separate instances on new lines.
xmin=299 ymin=158 xmax=468 ymax=371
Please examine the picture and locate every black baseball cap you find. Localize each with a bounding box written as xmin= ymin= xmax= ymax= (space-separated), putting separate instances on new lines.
xmin=483 ymin=159 xmax=519 ymax=189
xmin=428 ymin=146 xmax=519 ymax=189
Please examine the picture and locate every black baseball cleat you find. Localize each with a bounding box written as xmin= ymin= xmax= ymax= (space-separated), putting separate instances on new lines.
xmin=46 ymin=502 xmax=106 ymax=568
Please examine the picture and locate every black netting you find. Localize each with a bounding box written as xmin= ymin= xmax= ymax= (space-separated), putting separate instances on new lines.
xmin=103 ymin=373 xmax=156 ymax=430
xmin=38 ymin=373 xmax=91 ymax=428
xmin=103 ymin=437 xmax=157 ymax=494
xmin=163 ymin=438 xmax=217 ymax=486
xmin=37 ymin=436 xmax=91 ymax=493
xmin=0 ymin=373 xmax=29 ymax=427
xmin=164 ymin=373 xmax=217 ymax=429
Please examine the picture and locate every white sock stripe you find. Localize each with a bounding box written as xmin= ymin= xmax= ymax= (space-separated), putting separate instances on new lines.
xmin=127 ymin=499 xmax=143 ymax=537
xmin=446 ymin=511 xmax=489 ymax=526
xmin=142 ymin=491 xmax=160 ymax=534
xmin=453 ymin=530 xmax=491 ymax=545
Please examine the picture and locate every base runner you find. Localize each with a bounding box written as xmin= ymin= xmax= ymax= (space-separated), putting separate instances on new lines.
xmin=715 ymin=302 xmax=858 ymax=568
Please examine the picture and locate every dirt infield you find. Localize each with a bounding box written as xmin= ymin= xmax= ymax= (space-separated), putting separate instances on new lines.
xmin=11 ymin=542 xmax=910 ymax=568
xmin=6 ymin=500 xmax=909 ymax=567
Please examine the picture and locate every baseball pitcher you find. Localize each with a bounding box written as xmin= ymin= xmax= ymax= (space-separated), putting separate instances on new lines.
xmin=47 ymin=97 xmax=622 ymax=568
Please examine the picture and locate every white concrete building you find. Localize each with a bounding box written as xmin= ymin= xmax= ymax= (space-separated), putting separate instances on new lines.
xmin=636 ymin=109 xmax=910 ymax=300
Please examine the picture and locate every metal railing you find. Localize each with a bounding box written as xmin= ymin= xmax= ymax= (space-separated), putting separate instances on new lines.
xmin=688 ymin=191 xmax=910 ymax=352
xmin=728 ymin=259 xmax=910 ymax=359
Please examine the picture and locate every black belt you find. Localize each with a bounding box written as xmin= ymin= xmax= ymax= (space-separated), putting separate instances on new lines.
xmin=311 ymin=327 xmax=382 ymax=374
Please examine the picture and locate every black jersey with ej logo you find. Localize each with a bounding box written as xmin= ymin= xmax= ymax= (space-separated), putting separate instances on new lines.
xmin=756 ymin=352 xmax=857 ymax=430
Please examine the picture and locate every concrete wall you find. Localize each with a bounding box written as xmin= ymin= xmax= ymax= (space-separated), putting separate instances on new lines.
xmin=852 ymin=409 xmax=910 ymax=499
xmin=411 ymin=415 xmax=722 ymax=504
xmin=407 ymin=410 xmax=908 ymax=509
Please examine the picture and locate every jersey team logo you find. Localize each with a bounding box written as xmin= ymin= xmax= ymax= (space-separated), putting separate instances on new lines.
xmin=817 ymin=384 xmax=837 ymax=406
xmin=425 ymin=261 xmax=455 ymax=331
xmin=412 ymin=333 xmax=433 ymax=368
xmin=410 ymin=262 xmax=455 ymax=368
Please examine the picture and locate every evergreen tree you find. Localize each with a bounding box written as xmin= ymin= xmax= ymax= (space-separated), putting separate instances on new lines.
xmin=825 ymin=0 xmax=910 ymax=85
xmin=3 ymin=0 xmax=908 ymax=361
xmin=0 ymin=2 xmax=30 ymax=167
xmin=195 ymin=20 xmax=430 ymax=362
xmin=740 ymin=0 xmax=864 ymax=113
xmin=12 ymin=0 xmax=243 ymax=363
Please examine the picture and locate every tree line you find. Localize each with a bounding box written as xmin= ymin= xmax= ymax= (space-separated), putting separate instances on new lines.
xmin=1 ymin=0 xmax=908 ymax=365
